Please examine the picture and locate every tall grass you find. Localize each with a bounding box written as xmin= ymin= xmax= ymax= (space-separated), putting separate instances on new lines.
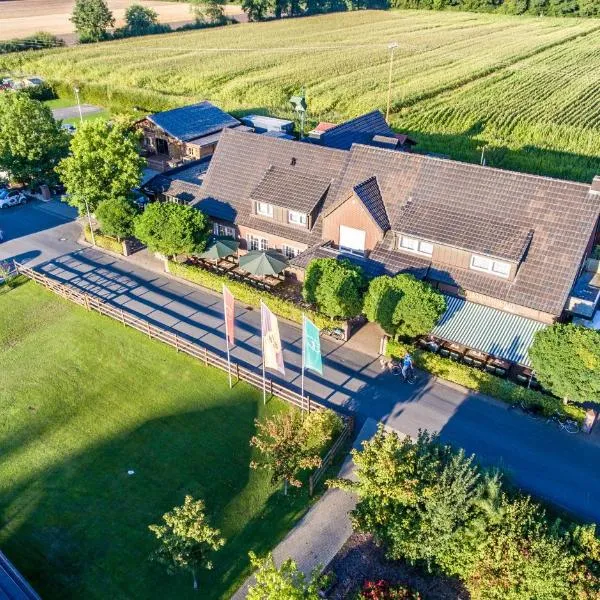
xmin=2 ymin=10 xmax=599 ymax=180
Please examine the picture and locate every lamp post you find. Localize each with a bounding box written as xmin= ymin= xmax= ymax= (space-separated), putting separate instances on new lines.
xmin=386 ymin=42 xmax=398 ymax=125
xmin=74 ymin=86 xmax=84 ymax=125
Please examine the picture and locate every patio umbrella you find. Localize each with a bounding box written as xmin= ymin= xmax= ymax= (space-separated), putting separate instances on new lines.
xmin=238 ymin=250 xmax=289 ymax=276
xmin=198 ymin=237 xmax=239 ymax=261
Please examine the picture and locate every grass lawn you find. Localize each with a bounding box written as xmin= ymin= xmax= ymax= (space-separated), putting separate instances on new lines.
xmin=0 ymin=280 xmax=312 ymax=599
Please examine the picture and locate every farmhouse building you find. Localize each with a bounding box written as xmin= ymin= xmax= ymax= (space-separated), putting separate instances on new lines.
xmin=190 ymin=128 xmax=600 ymax=365
xmin=136 ymin=101 xmax=245 ymax=171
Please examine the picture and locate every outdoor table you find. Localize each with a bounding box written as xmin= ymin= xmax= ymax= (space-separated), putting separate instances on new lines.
xmin=464 ymin=349 xmax=487 ymax=368
xmin=444 ymin=341 xmax=466 ymax=361
xmin=486 ymin=357 xmax=510 ymax=377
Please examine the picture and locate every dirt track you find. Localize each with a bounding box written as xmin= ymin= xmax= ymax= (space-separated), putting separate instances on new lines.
xmin=0 ymin=0 xmax=245 ymax=40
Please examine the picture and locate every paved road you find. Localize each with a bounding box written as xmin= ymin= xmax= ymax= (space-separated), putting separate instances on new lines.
xmin=51 ymin=104 xmax=102 ymax=121
xmin=2 ymin=202 xmax=600 ymax=523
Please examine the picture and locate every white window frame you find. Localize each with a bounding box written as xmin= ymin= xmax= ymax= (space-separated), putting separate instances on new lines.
xmin=399 ymin=236 xmax=433 ymax=257
xmin=256 ymin=201 xmax=273 ymax=217
xmin=282 ymin=245 xmax=300 ymax=259
xmin=288 ymin=210 xmax=307 ymax=226
xmin=248 ymin=235 xmax=268 ymax=251
xmin=470 ymin=254 xmax=511 ymax=278
xmin=213 ymin=223 xmax=236 ymax=238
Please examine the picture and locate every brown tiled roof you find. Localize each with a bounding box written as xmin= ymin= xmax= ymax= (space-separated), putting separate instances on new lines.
xmin=250 ymin=166 xmax=331 ymax=213
xmin=315 ymin=110 xmax=395 ymax=151
xmin=327 ymin=144 xmax=598 ymax=315
xmin=353 ymin=176 xmax=390 ymax=232
xmin=397 ymin=200 xmax=533 ymax=262
xmin=193 ymin=128 xmax=349 ymax=240
xmin=238 ymin=214 xmax=312 ymax=245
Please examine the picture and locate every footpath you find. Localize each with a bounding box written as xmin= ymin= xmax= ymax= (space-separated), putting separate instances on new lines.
xmin=231 ymin=418 xmax=381 ymax=600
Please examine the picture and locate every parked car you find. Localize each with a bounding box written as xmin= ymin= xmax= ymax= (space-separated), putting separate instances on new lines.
xmin=0 ymin=189 xmax=29 ymax=208
xmin=132 ymin=188 xmax=150 ymax=210
xmin=62 ymin=123 xmax=76 ymax=135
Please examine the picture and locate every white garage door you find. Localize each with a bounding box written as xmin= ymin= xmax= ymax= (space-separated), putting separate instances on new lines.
xmin=339 ymin=225 xmax=366 ymax=254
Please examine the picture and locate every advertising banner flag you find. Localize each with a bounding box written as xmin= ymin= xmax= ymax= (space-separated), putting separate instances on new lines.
xmin=303 ymin=316 xmax=323 ymax=375
xmin=223 ymin=284 xmax=235 ymax=346
xmin=261 ymin=302 xmax=285 ymax=375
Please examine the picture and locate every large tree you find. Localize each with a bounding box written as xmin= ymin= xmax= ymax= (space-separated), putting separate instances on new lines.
xmin=0 ymin=93 xmax=69 ymax=186
xmin=242 ymin=0 xmax=271 ymax=20
xmin=303 ymin=258 xmax=365 ymax=320
xmin=148 ymin=495 xmax=225 ymax=590
xmin=189 ymin=0 xmax=226 ymax=23
xmin=247 ymin=552 xmax=329 ymax=600
xmin=56 ymin=119 xmax=145 ymax=215
xmin=71 ymin=0 xmax=115 ymax=42
xmin=95 ymin=197 xmax=139 ymax=240
xmin=363 ymin=274 xmax=446 ymax=339
xmin=529 ymin=323 xmax=600 ymax=404
xmin=133 ymin=202 xmax=211 ymax=258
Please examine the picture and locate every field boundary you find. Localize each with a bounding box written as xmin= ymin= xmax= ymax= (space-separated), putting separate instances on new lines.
xmin=14 ymin=261 xmax=330 ymax=415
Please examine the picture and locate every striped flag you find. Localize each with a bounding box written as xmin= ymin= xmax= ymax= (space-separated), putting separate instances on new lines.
xmin=223 ymin=284 xmax=235 ymax=346
xmin=261 ymin=302 xmax=285 ymax=375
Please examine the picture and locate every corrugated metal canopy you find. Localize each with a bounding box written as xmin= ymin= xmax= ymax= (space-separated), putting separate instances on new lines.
xmin=431 ymin=295 xmax=546 ymax=366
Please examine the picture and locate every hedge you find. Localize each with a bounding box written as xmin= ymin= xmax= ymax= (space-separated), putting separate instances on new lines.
xmin=84 ymin=224 xmax=124 ymax=255
xmin=168 ymin=260 xmax=344 ymax=330
xmin=387 ymin=340 xmax=586 ymax=424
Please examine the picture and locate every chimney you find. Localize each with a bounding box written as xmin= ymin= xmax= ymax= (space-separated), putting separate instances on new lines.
xmin=590 ymin=176 xmax=600 ymax=195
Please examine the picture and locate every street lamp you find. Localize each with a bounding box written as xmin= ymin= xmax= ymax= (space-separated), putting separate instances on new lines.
xmin=74 ymin=86 xmax=83 ymax=125
xmin=386 ymin=42 xmax=398 ymax=125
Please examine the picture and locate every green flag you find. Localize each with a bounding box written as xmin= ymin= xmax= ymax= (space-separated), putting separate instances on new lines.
xmin=303 ymin=316 xmax=322 ymax=375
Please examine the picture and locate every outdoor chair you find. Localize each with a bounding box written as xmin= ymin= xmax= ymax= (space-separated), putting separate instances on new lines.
xmin=439 ymin=348 xmax=450 ymax=358
xmin=463 ymin=356 xmax=474 ymax=366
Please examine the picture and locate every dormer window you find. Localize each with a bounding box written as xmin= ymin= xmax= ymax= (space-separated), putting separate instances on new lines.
xmin=470 ymin=254 xmax=511 ymax=278
xmin=399 ymin=236 xmax=433 ymax=257
xmin=288 ymin=210 xmax=307 ymax=226
xmin=256 ymin=201 xmax=273 ymax=217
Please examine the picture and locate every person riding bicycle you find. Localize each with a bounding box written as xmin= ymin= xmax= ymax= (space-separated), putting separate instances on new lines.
xmin=401 ymin=353 xmax=414 ymax=382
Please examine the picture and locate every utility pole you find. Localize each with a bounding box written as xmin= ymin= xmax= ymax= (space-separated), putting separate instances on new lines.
xmin=386 ymin=42 xmax=398 ymax=125
xmin=74 ymin=86 xmax=84 ymax=125
xmin=75 ymin=86 xmax=95 ymax=246
xmin=480 ymin=146 xmax=487 ymax=166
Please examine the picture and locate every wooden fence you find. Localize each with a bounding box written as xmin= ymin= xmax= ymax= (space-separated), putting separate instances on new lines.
xmin=309 ymin=415 xmax=354 ymax=496
xmin=14 ymin=262 xmax=329 ymax=414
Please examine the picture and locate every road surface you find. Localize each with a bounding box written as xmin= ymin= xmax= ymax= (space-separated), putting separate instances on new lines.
xmin=1 ymin=200 xmax=599 ymax=523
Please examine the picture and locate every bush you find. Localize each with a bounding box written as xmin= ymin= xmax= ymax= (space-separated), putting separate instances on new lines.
xmin=168 ymin=260 xmax=344 ymax=330
xmin=303 ymin=258 xmax=365 ymax=320
xmin=360 ymin=580 xmax=421 ymax=600
xmin=0 ymin=33 xmax=63 ymax=55
xmin=386 ymin=340 xmax=586 ymax=424
xmin=84 ymin=223 xmax=124 ymax=254
xmin=95 ymin=197 xmax=138 ymax=240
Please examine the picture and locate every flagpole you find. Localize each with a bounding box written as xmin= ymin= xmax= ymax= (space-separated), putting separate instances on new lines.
xmin=301 ymin=313 xmax=306 ymax=411
xmin=261 ymin=301 xmax=266 ymax=405
xmin=223 ymin=286 xmax=232 ymax=389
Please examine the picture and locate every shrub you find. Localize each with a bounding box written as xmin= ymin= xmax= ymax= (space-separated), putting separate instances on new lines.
xmin=303 ymin=258 xmax=365 ymax=320
xmin=168 ymin=260 xmax=344 ymax=329
xmin=95 ymin=197 xmax=138 ymax=240
xmin=386 ymin=340 xmax=586 ymax=423
xmin=363 ymin=274 xmax=445 ymax=338
xmin=0 ymin=33 xmax=63 ymax=55
xmin=360 ymin=580 xmax=421 ymax=600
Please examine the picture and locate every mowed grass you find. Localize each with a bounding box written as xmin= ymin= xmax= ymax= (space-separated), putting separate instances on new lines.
xmin=2 ymin=10 xmax=600 ymax=180
xmin=0 ymin=281 xmax=308 ymax=599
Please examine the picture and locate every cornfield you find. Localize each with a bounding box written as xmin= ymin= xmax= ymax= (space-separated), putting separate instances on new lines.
xmin=2 ymin=10 xmax=599 ymax=181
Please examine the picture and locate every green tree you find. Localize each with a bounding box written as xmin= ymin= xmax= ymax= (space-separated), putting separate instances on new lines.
xmin=529 ymin=323 xmax=600 ymax=404
xmin=190 ymin=0 xmax=226 ymax=23
xmin=363 ymin=274 xmax=445 ymax=339
xmin=148 ymin=495 xmax=225 ymax=591
xmin=95 ymin=197 xmax=139 ymax=240
xmin=71 ymin=0 xmax=115 ymax=42
xmin=0 ymin=93 xmax=69 ymax=186
xmin=250 ymin=411 xmax=326 ymax=495
xmin=303 ymin=258 xmax=365 ymax=320
xmin=247 ymin=552 xmax=329 ymax=599
xmin=242 ymin=0 xmax=271 ymax=20
xmin=133 ymin=202 xmax=211 ymax=258
xmin=56 ymin=119 xmax=145 ymax=215
xmin=122 ymin=4 xmax=160 ymax=34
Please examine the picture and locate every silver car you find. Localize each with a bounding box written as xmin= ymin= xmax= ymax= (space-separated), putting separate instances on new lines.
xmin=0 ymin=189 xmax=28 ymax=208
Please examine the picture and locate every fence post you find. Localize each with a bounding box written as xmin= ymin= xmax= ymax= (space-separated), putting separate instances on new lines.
xmin=236 ymin=363 xmax=240 ymax=381
xmin=308 ymin=396 xmax=312 ymax=413
xmin=309 ymin=476 xmax=314 ymax=497
xmin=146 ymin=321 xmax=152 ymax=339
xmin=270 ymin=379 xmax=273 ymax=397
xmin=204 ymin=347 xmax=208 ymax=365
xmin=175 ymin=335 xmax=179 ymax=352
xmin=120 ymin=309 xmax=126 ymax=326
xmin=84 ymin=294 xmax=90 ymax=311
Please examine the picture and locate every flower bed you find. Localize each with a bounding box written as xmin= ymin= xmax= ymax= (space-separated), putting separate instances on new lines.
xmin=84 ymin=224 xmax=124 ymax=255
xmin=387 ymin=340 xmax=586 ymax=424
xmin=168 ymin=260 xmax=344 ymax=330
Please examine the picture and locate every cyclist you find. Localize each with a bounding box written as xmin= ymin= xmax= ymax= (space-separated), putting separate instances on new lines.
xmin=401 ymin=352 xmax=414 ymax=382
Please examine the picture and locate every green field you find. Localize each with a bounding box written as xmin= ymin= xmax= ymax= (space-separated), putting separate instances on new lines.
xmin=0 ymin=281 xmax=310 ymax=599
xmin=2 ymin=10 xmax=600 ymax=181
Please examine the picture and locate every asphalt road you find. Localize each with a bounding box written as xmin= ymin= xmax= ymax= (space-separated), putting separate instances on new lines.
xmin=2 ymin=201 xmax=600 ymax=523
xmin=51 ymin=104 xmax=102 ymax=121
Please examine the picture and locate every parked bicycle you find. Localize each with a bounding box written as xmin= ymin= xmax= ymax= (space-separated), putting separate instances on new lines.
xmin=546 ymin=414 xmax=579 ymax=434
xmin=321 ymin=326 xmax=345 ymax=341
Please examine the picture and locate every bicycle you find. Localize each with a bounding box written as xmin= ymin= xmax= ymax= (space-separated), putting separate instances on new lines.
xmin=546 ymin=414 xmax=579 ymax=434
xmin=321 ymin=326 xmax=344 ymax=341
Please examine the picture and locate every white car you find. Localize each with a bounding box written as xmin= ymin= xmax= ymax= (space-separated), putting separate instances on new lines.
xmin=0 ymin=189 xmax=28 ymax=208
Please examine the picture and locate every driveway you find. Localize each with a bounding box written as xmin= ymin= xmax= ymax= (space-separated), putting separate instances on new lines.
xmin=2 ymin=209 xmax=600 ymax=524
